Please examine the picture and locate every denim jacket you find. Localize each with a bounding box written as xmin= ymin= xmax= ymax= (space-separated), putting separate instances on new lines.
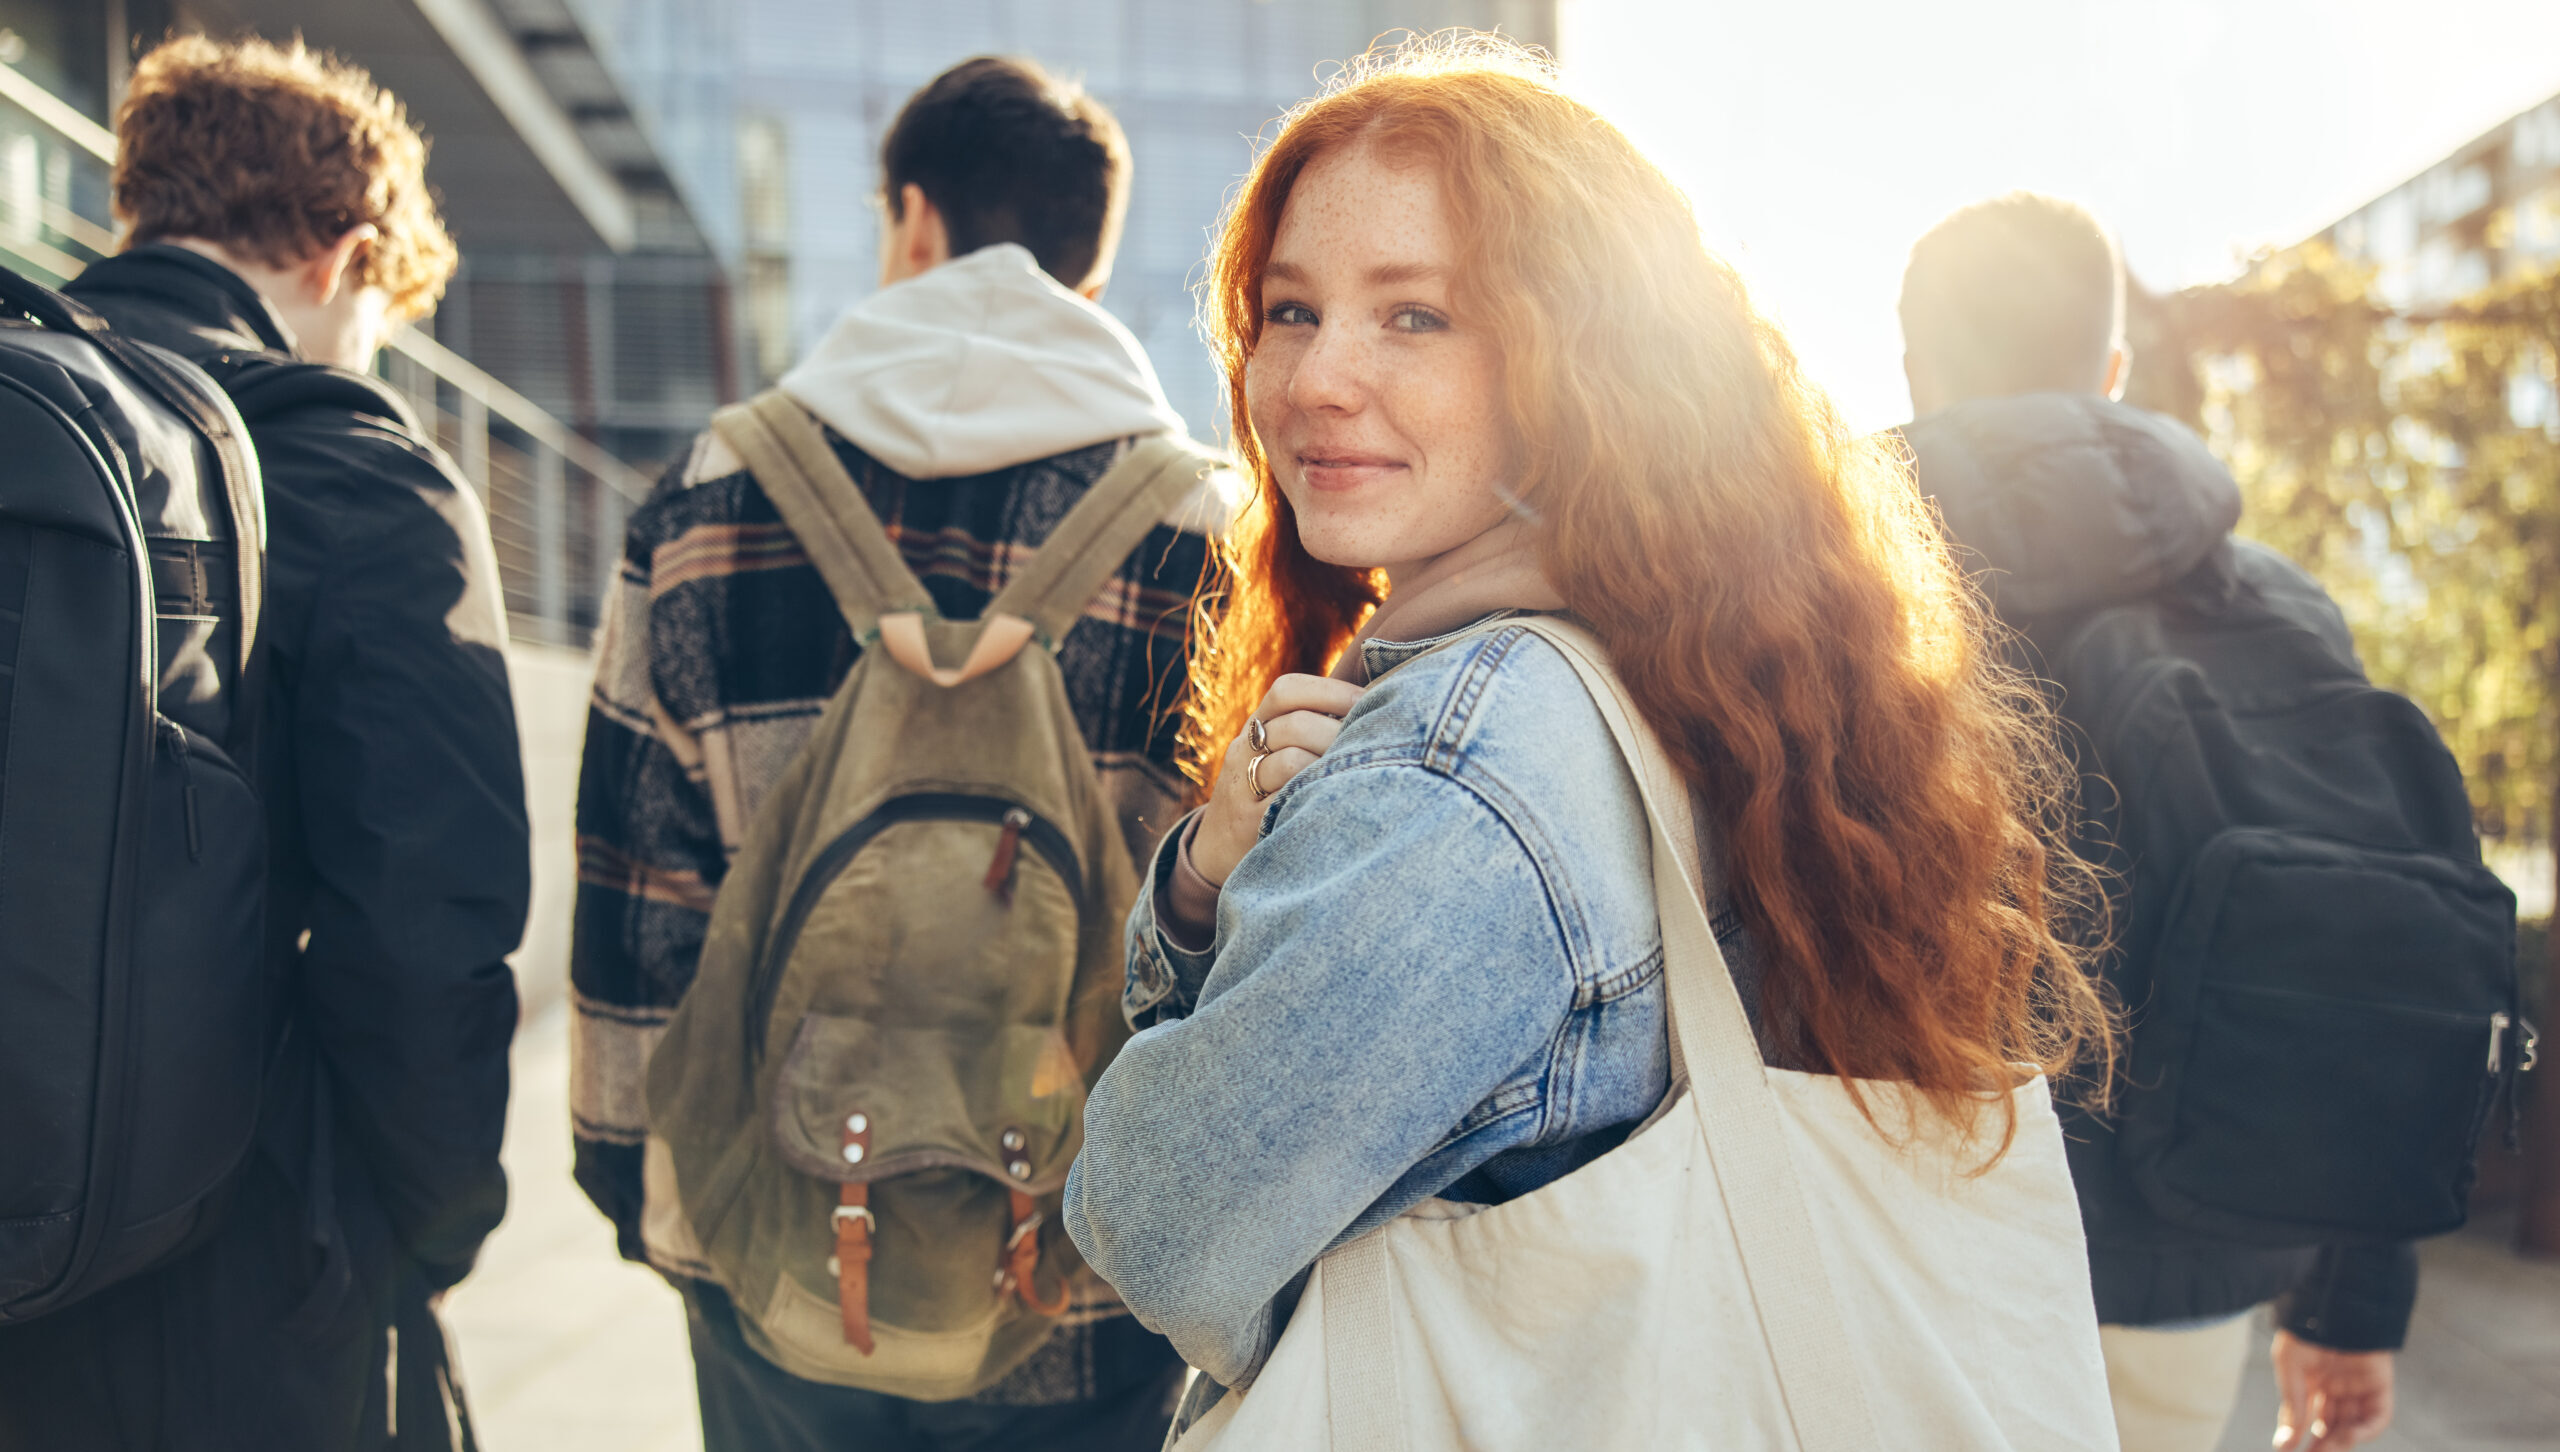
xmin=1062 ymin=619 xmax=1762 ymax=1390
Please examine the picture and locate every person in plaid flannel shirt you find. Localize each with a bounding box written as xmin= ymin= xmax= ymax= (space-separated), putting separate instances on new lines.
xmin=568 ymin=56 xmax=1234 ymax=1451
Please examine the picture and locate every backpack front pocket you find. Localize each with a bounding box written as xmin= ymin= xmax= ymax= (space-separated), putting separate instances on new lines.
xmin=770 ymin=1017 xmax=1086 ymax=1193
xmin=703 ymin=790 xmax=1094 ymax=1390
xmin=2120 ymin=827 xmax=2516 ymax=1245
xmin=2155 ymin=981 xmax=2499 ymax=1239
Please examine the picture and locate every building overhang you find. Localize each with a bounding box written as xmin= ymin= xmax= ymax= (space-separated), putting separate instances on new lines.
xmin=180 ymin=0 xmax=697 ymax=255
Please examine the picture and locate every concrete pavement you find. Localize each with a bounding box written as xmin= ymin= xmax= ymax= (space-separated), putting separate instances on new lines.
xmin=444 ymin=1003 xmax=701 ymax=1450
xmin=442 ymin=645 xmax=701 ymax=1449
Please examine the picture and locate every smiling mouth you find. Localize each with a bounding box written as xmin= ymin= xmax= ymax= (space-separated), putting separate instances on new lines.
xmin=1297 ymin=453 xmax=1407 ymax=489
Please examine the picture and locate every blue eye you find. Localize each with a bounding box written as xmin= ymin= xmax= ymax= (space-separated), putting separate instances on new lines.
xmin=1391 ymin=306 xmax=1449 ymax=334
xmin=1264 ymin=301 xmax=1317 ymax=326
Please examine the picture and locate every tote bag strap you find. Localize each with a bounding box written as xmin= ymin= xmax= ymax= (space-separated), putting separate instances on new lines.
xmin=1320 ymin=616 xmax=1881 ymax=1452
xmin=1515 ymin=618 xmax=1879 ymax=1449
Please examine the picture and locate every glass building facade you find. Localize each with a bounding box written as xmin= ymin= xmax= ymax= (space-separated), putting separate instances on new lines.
xmin=2324 ymin=90 xmax=2560 ymax=311
xmin=573 ymin=0 xmax=1558 ymax=440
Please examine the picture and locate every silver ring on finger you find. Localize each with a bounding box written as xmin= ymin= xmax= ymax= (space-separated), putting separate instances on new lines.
xmin=1247 ymin=749 xmax=1276 ymax=802
xmin=1247 ymin=716 xmax=1269 ymax=753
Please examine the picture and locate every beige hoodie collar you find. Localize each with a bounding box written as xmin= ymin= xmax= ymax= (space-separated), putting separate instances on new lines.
xmin=1329 ymin=517 xmax=1566 ymax=684
xmin=776 ymin=243 xmax=1185 ymax=480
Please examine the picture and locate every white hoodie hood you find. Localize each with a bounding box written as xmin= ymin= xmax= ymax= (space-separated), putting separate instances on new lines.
xmin=777 ymin=243 xmax=1187 ymax=480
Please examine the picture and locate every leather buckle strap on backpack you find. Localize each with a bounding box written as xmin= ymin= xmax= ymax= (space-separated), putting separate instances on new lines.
xmin=835 ymin=1114 xmax=876 ymax=1354
xmin=1001 ymin=1190 xmax=1068 ymax=1317
xmin=832 ymin=1113 xmax=1066 ymax=1355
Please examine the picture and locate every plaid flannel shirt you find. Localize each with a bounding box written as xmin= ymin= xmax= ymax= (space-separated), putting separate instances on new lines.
xmin=570 ymin=424 xmax=1220 ymax=1403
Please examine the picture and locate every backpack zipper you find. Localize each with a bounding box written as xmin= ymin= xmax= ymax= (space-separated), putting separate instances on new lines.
xmin=984 ymin=807 xmax=1032 ymax=903
xmin=2490 ymin=1012 xmax=2537 ymax=1075
xmin=749 ymin=794 xmax=1081 ymax=1055
xmin=158 ymin=716 xmax=201 ymax=861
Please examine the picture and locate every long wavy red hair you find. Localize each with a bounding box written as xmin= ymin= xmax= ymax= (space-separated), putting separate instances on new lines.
xmin=1186 ymin=34 xmax=2112 ymax=1151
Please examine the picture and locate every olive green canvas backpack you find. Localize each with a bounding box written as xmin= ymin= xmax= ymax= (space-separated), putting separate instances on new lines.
xmin=643 ymin=391 xmax=1219 ymax=1399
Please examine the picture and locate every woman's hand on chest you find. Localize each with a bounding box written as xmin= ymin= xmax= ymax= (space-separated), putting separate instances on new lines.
xmin=1191 ymin=672 xmax=1366 ymax=886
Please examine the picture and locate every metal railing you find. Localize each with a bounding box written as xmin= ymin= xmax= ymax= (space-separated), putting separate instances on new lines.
xmin=1 ymin=61 xmax=644 ymax=649
xmin=380 ymin=317 xmax=649 ymax=648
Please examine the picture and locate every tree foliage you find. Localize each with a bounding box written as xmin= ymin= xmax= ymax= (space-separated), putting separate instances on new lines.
xmin=2126 ymin=246 xmax=2560 ymax=847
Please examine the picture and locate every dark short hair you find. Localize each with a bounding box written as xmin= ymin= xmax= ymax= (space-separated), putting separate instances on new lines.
xmin=880 ymin=57 xmax=1131 ymax=291
xmin=1899 ymin=192 xmax=2123 ymax=402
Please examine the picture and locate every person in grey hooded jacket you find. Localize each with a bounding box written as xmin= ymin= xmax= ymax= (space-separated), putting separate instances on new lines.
xmin=1897 ymin=193 xmax=2411 ymax=1452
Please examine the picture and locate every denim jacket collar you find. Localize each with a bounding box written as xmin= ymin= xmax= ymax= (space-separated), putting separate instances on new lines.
xmin=1358 ymin=608 xmax=1546 ymax=682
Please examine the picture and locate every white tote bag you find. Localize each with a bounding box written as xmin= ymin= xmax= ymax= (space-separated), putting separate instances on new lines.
xmin=1175 ymin=618 xmax=2118 ymax=1452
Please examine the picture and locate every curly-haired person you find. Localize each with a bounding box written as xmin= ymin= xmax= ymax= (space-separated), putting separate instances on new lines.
xmin=0 ymin=36 xmax=528 ymax=1452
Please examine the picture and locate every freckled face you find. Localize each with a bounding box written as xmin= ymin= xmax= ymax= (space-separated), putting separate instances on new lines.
xmin=1245 ymin=146 xmax=1515 ymax=578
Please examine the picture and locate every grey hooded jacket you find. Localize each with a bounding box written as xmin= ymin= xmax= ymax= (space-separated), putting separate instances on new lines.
xmin=1904 ymin=393 xmax=2418 ymax=1351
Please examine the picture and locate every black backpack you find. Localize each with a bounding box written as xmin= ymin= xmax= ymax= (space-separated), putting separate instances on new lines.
xmin=2037 ymin=539 xmax=2529 ymax=1247
xmin=0 ymin=265 xmax=272 ymax=1322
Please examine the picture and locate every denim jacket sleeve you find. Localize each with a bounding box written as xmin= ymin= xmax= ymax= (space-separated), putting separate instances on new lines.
xmin=1063 ymin=753 xmax=1578 ymax=1389
xmin=1119 ymin=808 xmax=1221 ymax=1029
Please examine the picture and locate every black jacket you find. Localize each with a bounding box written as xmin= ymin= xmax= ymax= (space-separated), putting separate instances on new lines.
xmin=1903 ymin=393 xmax=2418 ymax=1351
xmin=0 ymin=247 xmax=529 ymax=1449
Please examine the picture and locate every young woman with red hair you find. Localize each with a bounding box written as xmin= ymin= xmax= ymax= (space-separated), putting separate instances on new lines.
xmin=1063 ymin=36 xmax=2117 ymax=1442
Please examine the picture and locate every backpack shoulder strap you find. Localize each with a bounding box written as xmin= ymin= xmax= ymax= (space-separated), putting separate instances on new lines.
xmin=984 ymin=433 xmax=1224 ymax=648
xmin=1 ymin=265 xmax=264 ymax=685
xmin=709 ymin=390 xmax=936 ymax=640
